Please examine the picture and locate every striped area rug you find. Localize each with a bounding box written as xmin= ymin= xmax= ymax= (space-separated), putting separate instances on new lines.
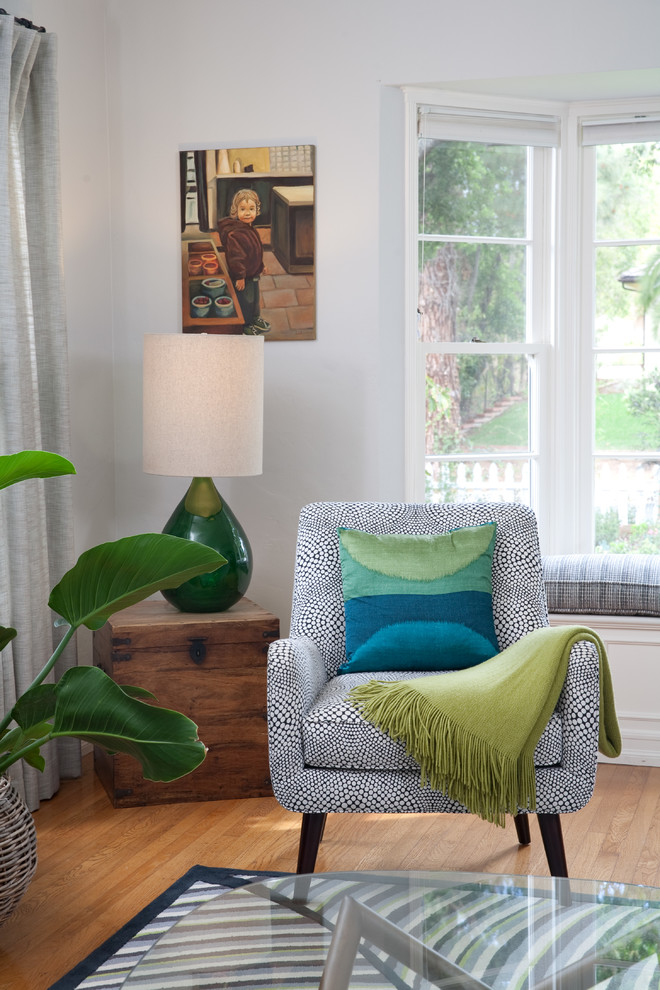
xmin=49 ymin=867 xmax=284 ymax=990
xmin=51 ymin=869 xmax=660 ymax=990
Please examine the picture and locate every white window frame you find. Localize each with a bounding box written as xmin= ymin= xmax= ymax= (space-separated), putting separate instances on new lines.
xmin=573 ymin=101 xmax=660 ymax=552
xmin=405 ymin=87 xmax=660 ymax=555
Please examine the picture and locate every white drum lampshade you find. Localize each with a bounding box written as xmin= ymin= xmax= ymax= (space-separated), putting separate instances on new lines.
xmin=143 ymin=333 xmax=264 ymax=612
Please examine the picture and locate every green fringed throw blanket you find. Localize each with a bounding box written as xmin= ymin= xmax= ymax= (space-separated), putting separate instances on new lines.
xmin=348 ymin=625 xmax=621 ymax=827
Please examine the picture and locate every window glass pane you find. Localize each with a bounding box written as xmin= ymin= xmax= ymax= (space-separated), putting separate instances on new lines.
xmin=595 ymin=351 xmax=660 ymax=453
xmin=595 ymin=142 xmax=660 ymax=241
xmin=594 ymin=458 xmax=660 ymax=552
xmin=419 ymin=243 xmax=527 ymax=343
xmin=595 ymin=244 xmax=660 ymax=347
xmin=419 ymin=141 xmax=528 ymax=238
xmin=426 ymin=458 xmax=531 ymax=505
xmin=593 ymin=139 xmax=660 ymax=554
xmin=425 ymin=354 xmax=530 ymax=455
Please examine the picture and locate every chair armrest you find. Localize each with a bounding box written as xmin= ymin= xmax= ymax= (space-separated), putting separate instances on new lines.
xmin=267 ymin=636 xmax=329 ymax=794
xmin=536 ymin=637 xmax=600 ymax=813
xmin=559 ymin=638 xmax=600 ymax=755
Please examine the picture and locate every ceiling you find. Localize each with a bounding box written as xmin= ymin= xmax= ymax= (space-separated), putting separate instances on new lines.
xmin=414 ymin=68 xmax=660 ymax=103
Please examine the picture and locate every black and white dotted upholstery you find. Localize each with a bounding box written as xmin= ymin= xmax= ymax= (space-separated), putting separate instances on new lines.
xmin=267 ymin=502 xmax=599 ymax=836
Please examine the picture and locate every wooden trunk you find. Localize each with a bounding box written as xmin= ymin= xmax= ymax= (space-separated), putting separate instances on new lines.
xmin=92 ymin=598 xmax=279 ymax=807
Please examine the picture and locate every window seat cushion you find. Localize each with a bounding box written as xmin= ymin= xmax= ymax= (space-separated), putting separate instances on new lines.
xmin=542 ymin=554 xmax=660 ymax=617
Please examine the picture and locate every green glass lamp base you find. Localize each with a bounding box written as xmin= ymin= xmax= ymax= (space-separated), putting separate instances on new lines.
xmin=160 ymin=477 xmax=252 ymax=612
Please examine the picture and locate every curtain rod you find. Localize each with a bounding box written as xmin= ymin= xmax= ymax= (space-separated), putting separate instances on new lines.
xmin=0 ymin=8 xmax=45 ymax=31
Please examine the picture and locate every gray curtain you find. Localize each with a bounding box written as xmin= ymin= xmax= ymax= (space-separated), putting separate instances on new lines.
xmin=0 ymin=16 xmax=80 ymax=809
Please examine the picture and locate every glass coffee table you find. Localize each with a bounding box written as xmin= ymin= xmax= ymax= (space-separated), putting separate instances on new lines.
xmin=123 ymin=871 xmax=660 ymax=988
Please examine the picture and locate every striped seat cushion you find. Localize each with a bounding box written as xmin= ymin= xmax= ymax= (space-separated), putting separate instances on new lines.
xmin=543 ymin=554 xmax=660 ymax=617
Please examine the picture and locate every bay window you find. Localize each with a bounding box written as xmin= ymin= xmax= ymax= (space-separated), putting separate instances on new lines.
xmin=405 ymin=89 xmax=660 ymax=554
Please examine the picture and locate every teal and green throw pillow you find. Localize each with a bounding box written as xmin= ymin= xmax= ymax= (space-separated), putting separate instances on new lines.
xmin=337 ymin=523 xmax=499 ymax=673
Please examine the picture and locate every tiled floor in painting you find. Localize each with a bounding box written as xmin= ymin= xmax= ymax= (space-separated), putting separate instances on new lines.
xmin=260 ymin=247 xmax=315 ymax=341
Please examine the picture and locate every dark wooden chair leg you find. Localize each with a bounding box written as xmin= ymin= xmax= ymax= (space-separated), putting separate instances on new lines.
xmin=537 ymin=813 xmax=568 ymax=878
xmin=514 ymin=813 xmax=531 ymax=845
xmin=296 ymin=812 xmax=327 ymax=874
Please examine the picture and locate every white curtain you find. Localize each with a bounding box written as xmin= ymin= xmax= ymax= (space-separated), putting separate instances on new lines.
xmin=0 ymin=15 xmax=80 ymax=809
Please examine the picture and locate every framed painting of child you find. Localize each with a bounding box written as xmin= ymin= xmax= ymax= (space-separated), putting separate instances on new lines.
xmin=180 ymin=144 xmax=316 ymax=341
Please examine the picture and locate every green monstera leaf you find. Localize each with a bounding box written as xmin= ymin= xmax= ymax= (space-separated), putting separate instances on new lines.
xmin=0 ymin=450 xmax=75 ymax=490
xmin=0 ymin=626 xmax=17 ymax=652
xmin=49 ymin=533 xmax=226 ymax=631
xmin=0 ymin=450 xmax=228 ymax=781
xmin=6 ymin=667 xmax=206 ymax=780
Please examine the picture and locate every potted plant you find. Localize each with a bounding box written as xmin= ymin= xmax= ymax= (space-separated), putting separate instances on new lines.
xmin=0 ymin=449 xmax=226 ymax=923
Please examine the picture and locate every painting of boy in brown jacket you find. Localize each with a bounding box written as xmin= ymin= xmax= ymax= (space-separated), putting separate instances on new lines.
xmin=218 ymin=189 xmax=271 ymax=335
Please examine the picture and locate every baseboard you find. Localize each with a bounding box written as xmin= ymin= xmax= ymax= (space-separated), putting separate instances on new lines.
xmin=599 ymin=713 xmax=660 ymax=766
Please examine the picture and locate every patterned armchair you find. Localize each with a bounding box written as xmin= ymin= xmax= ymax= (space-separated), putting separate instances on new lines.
xmin=267 ymin=502 xmax=600 ymax=877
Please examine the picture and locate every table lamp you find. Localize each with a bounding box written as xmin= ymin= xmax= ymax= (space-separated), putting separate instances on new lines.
xmin=143 ymin=333 xmax=264 ymax=612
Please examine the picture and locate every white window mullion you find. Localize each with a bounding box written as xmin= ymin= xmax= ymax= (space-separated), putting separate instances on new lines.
xmin=419 ymin=234 xmax=532 ymax=247
xmin=549 ymin=107 xmax=592 ymax=553
xmin=578 ymin=144 xmax=598 ymax=552
xmin=426 ymin=451 xmax=534 ymax=461
xmin=595 ymin=238 xmax=660 ymax=248
xmin=404 ymin=89 xmax=425 ymax=502
xmin=530 ymin=146 xmax=555 ymax=547
xmin=421 ymin=342 xmax=540 ymax=356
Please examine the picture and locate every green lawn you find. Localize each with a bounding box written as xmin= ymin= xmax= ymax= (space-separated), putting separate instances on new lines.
xmin=461 ymin=391 xmax=660 ymax=554
xmin=595 ymin=391 xmax=658 ymax=450
xmin=466 ymin=392 xmax=658 ymax=451
xmin=465 ymin=400 xmax=527 ymax=449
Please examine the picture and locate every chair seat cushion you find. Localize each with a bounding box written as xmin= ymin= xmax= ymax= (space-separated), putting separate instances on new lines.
xmin=302 ymin=671 xmax=562 ymax=771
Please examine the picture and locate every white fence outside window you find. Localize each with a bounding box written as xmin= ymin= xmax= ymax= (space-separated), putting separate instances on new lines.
xmin=595 ymin=461 xmax=660 ymax=526
xmin=427 ymin=458 xmax=660 ymax=529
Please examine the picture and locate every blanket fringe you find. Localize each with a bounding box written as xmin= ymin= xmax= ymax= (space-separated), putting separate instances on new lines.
xmin=350 ymin=681 xmax=537 ymax=827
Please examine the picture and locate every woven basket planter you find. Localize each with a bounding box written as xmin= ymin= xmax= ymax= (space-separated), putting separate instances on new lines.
xmin=0 ymin=775 xmax=37 ymax=926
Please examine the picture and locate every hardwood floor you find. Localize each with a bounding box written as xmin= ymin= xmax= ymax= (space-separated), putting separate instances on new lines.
xmin=1 ymin=757 xmax=660 ymax=989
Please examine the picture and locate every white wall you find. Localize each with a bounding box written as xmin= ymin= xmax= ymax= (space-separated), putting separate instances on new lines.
xmin=22 ymin=0 xmax=660 ymax=641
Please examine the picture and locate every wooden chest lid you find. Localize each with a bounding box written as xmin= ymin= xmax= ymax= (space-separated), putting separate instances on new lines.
xmin=97 ymin=597 xmax=279 ymax=649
